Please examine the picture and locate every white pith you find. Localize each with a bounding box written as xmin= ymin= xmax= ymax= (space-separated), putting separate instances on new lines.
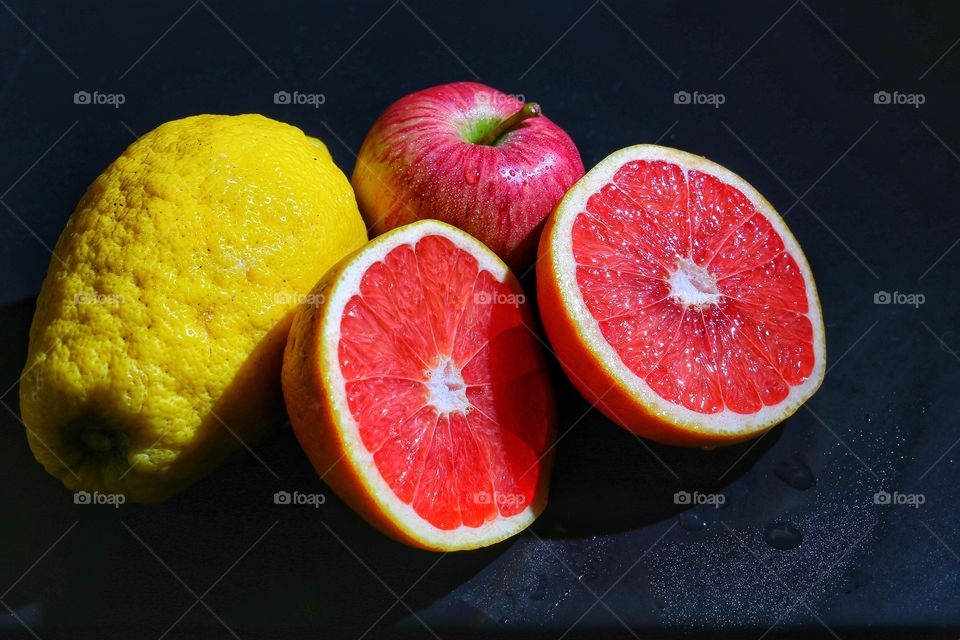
xmin=319 ymin=220 xmax=541 ymax=550
xmin=669 ymin=257 xmax=720 ymax=309
xmin=548 ymin=145 xmax=827 ymax=436
xmin=425 ymin=357 xmax=470 ymax=415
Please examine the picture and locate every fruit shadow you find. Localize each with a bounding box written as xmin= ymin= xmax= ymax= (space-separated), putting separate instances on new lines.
xmin=530 ymin=366 xmax=783 ymax=538
xmin=152 ymin=311 xmax=516 ymax=632
xmin=0 ymin=290 xmax=778 ymax=631
xmin=0 ymin=298 xmax=503 ymax=633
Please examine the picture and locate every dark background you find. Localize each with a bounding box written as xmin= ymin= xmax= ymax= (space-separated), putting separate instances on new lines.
xmin=1 ymin=1 xmax=959 ymax=638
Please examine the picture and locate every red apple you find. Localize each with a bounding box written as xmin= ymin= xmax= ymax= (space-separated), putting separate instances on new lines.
xmin=352 ymin=82 xmax=584 ymax=271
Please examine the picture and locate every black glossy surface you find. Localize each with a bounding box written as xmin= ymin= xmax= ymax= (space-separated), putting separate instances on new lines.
xmin=1 ymin=2 xmax=958 ymax=638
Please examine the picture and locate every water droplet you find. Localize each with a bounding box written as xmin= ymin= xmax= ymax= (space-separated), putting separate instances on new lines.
xmin=774 ymin=457 xmax=816 ymax=490
xmin=463 ymin=155 xmax=480 ymax=185
xmin=764 ymin=522 xmax=802 ymax=550
xmin=679 ymin=512 xmax=708 ymax=531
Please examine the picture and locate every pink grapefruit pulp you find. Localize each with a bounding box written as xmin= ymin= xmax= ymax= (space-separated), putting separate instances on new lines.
xmin=283 ymin=220 xmax=555 ymax=550
xmin=537 ymin=145 xmax=826 ymax=446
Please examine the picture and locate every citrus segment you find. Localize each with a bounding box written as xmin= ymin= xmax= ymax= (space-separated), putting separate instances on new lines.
xmin=538 ymin=145 xmax=825 ymax=446
xmin=283 ymin=220 xmax=555 ymax=550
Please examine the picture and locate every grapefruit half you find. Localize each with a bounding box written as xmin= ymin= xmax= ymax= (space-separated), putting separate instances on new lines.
xmin=283 ymin=220 xmax=555 ymax=550
xmin=537 ymin=145 xmax=826 ymax=447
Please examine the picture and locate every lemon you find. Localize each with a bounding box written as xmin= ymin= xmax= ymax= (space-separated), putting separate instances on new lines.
xmin=19 ymin=114 xmax=367 ymax=502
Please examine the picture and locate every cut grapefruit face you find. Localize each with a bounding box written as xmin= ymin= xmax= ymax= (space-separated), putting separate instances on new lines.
xmin=537 ymin=145 xmax=825 ymax=446
xmin=282 ymin=220 xmax=555 ymax=550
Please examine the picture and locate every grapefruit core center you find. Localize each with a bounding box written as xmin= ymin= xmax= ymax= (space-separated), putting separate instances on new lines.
xmin=425 ymin=357 xmax=470 ymax=415
xmin=668 ymin=257 xmax=720 ymax=309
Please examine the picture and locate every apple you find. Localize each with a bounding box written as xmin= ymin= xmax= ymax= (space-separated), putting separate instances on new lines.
xmin=352 ymin=82 xmax=584 ymax=271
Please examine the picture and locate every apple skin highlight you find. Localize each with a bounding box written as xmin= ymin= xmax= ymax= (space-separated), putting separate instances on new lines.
xmin=352 ymin=81 xmax=585 ymax=272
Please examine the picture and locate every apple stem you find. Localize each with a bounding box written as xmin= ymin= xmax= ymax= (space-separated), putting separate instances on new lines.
xmin=477 ymin=102 xmax=541 ymax=146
